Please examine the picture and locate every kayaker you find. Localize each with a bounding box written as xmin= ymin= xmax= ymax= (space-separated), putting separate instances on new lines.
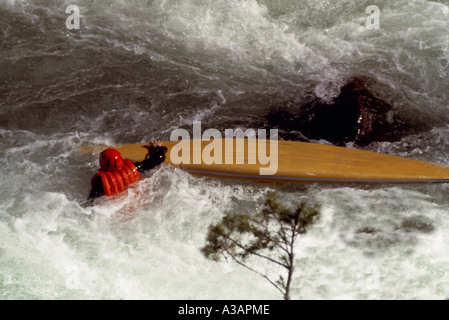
xmin=87 ymin=141 xmax=167 ymax=201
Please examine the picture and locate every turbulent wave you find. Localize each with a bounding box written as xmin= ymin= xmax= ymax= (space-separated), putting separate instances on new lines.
xmin=1 ymin=0 xmax=449 ymax=299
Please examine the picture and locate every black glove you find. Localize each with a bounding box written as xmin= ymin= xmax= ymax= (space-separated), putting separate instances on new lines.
xmin=135 ymin=145 xmax=167 ymax=172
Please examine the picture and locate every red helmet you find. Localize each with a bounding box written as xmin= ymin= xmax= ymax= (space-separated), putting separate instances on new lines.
xmin=99 ymin=148 xmax=124 ymax=172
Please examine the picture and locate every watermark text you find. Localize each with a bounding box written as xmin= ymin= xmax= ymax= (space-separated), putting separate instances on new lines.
xmin=170 ymin=121 xmax=278 ymax=175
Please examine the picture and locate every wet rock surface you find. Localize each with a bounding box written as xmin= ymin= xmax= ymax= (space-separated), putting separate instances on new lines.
xmin=343 ymin=215 xmax=435 ymax=256
xmin=265 ymin=77 xmax=419 ymax=146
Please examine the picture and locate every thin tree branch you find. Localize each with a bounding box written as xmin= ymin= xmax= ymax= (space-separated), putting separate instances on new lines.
xmin=223 ymin=248 xmax=285 ymax=297
xmin=221 ymin=232 xmax=289 ymax=269
xmin=246 ymin=215 xmax=290 ymax=255
xmin=269 ymin=211 xmax=292 ymax=253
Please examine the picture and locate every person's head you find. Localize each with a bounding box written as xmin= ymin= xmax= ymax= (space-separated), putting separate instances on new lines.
xmin=99 ymin=148 xmax=123 ymax=172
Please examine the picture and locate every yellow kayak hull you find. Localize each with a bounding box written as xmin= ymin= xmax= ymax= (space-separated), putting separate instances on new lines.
xmin=78 ymin=139 xmax=449 ymax=184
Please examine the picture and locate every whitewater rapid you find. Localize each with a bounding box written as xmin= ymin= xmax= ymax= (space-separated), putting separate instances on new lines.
xmin=1 ymin=0 xmax=449 ymax=299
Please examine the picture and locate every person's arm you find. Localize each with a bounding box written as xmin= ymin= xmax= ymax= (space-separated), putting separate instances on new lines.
xmin=134 ymin=141 xmax=167 ymax=173
xmin=88 ymin=174 xmax=104 ymax=199
xmin=82 ymin=174 xmax=104 ymax=206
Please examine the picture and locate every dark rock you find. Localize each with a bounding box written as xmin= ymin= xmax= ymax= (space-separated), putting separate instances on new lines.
xmin=355 ymin=226 xmax=381 ymax=234
xmin=398 ymin=216 xmax=435 ymax=233
xmin=343 ymin=215 xmax=435 ymax=257
xmin=265 ymin=77 xmax=414 ymax=146
xmin=345 ymin=226 xmax=405 ymax=251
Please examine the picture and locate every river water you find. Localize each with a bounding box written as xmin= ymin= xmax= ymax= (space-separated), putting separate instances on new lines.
xmin=1 ymin=0 xmax=449 ymax=299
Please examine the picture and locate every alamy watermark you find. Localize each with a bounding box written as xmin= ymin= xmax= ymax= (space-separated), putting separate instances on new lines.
xmin=366 ymin=5 xmax=380 ymax=30
xmin=64 ymin=4 xmax=380 ymax=30
xmin=65 ymin=5 xmax=80 ymax=30
xmin=65 ymin=264 xmax=81 ymax=290
xmin=364 ymin=264 xmax=380 ymax=291
xmin=170 ymin=121 xmax=279 ymax=175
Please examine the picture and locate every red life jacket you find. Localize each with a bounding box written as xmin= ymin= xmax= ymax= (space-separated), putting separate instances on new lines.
xmin=91 ymin=159 xmax=141 ymax=197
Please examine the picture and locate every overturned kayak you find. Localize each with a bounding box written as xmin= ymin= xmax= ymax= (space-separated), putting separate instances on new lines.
xmin=78 ymin=139 xmax=449 ymax=184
